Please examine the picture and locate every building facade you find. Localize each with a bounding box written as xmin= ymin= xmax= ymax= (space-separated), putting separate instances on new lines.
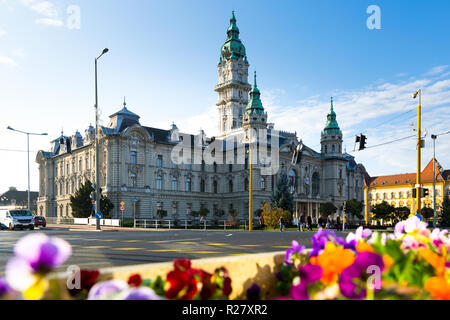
xmin=36 ymin=13 xmax=367 ymax=224
xmin=365 ymin=158 xmax=450 ymax=220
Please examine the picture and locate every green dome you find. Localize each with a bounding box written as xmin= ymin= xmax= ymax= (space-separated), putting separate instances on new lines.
xmin=246 ymin=72 xmax=264 ymax=115
xmin=221 ymin=11 xmax=247 ymax=61
xmin=324 ymin=97 xmax=340 ymax=132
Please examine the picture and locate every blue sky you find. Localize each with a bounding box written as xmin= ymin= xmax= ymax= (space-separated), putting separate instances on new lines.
xmin=1 ymin=0 xmax=450 ymax=193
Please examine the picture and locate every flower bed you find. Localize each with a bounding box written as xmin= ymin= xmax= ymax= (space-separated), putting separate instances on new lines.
xmin=0 ymin=216 xmax=449 ymax=300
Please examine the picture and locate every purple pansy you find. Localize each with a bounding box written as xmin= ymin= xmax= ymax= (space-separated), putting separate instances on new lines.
xmin=123 ymin=287 xmax=163 ymax=300
xmin=290 ymin=264 xmax=323 ymax=300
xmin=0 ymin=277 xmax=10 ymax=297
xmin=13 ymin=233 xmax=72 ymax=272
xmin=285 ymin=240 xmax=306 ymax=265
xmin=88 ymin=280 xmax=129 ymax=300
xmin=5 ymin=233 xmax=72 ymax=294
xmin=311 ymin=228 xmax=346 ymax=256
xmin=339 ymin=252 xmax=385 ymax=300
xmin=246 ymin=283 xmax=261 ymax=300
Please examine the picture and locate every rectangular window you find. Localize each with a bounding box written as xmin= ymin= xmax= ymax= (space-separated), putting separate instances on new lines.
xmin=130 ymin=151 xmax=137 ymax=164
xmin=157 ymin=155 xmax=163 ymax=167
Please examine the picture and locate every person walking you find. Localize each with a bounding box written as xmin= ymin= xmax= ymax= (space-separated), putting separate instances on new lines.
xmin=279 ymin=217 xmax=285 ymax=232
xmin=306 ymin=215 xmax=313 ymax=231
xmin=259 ymin=215 xmax=265 ymax=230
xmin=337 ymin=215 xmax=341 ymax=229
xmin=327 ymin=216 xmax=333 ymax=230
xmin=299 ymin=214 xmax=305 ymax=232
xmin=318 ymin=215 xmax=324 ymax=229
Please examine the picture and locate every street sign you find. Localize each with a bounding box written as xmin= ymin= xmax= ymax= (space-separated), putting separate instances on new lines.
xmin=120 ymin=201 xmax=125 ymax=206
xmin=415 ymin=214 xmax=423 ymax=221
xmin=120 ymin=205 xmax=125 ymax=211
xmin=133 ymin=198 xmax=138 ymax=203
xmin=96 ymin=212 xmax=103 ymax=220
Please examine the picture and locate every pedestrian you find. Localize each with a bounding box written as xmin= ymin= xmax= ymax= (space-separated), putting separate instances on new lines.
xmin=299 ymin=214 xmax=305 ymax=232
xmin=337 ymin=215 xmax=341 ymax=228
xmin=306 ymin=215 xmax=313 ymax=231
xmin=259 ymin=215 xmax=265 ymax=230
xmin=318 ymin=215 xmax=324 ymax=229
xmin=279 ymin=217 xmax=285 ymax=232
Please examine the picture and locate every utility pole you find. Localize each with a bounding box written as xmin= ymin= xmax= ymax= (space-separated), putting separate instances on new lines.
xmin=431 ymin=134 xmax=437 ymax=228
xmin=413 ymin=89 xmax=422 ymax=216
xmin=249 ymin=146 xmax=253 ymax=231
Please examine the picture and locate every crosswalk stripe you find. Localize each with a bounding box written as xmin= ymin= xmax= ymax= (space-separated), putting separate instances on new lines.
xmin=239 ymin=244 xmax=262 ymax=247
xmin=207 ymin=243 xmax=227 ymax=246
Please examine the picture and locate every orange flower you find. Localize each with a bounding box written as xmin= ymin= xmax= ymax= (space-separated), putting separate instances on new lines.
xmin=419 ymin=248 xmax=447 ymax=276
xmin=382 ymin=254 xmax=394 ymax=272
xmin=310 ymin=242 xmax=355 ymax=285
xmin=424 ymin=276 xmax=450 ymax=300
xmin=356 ymin=241 xmax=374 ymax=253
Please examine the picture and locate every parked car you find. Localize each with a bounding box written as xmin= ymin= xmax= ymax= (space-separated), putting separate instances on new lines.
xmin=34 ymin=216 xmax=47 ymax=228
xmin=0 ymin=208 xmax=34 ymax=230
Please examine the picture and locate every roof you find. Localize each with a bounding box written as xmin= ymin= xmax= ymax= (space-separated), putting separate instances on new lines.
xmin=367 ymin=158 xmax=447 ymax=187
xmin=0 ymin=188 xmax=38 ymax=205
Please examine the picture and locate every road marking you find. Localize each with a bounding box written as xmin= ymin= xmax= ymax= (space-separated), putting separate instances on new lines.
xmin=207 ymin=243 xmax=227 ymax=246
xmin=99 ymin=239 xmax=117 ymax=242
xmin=176 ymin=242 xmax=198 ymax=245
xmin=272 ymin=246 xmax=292 ymax=249
xmin=150 ymin=238 xmax=201 ymax=244
xmin=184 ymin=251 xmax=217 ymax=254
xmin=225 ymin=234 xmax=233 ymax=237
xmin=124 ymin=240 xmax=141 ymax=243
xmin=147 ymin=249 xmax=182 ymax=253
xmin=84 ymin=246 xmax=109 ymax=249
xmin=239 ymin=244 xmax=263 ymax=247
xmin=229 ymin=253 xmax=250 ymax=256
xmin=112 ymin=248 xmax=142 ymax=251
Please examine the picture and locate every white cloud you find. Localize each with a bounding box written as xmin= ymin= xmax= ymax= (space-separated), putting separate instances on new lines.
xmin=0 ymin=56 xmax=17 ymax=68
xmin=35 ymin=18 xmax=64 ymax=27
xmin=12 ymin=49 xmax=25 ymax=57
xmin=0 ymin=27 xmax=5 ymax=37
xmin=31 ymin=1 xmax=58 ymax=17
xmin=426 ymin=65 xmax=448 ymax=76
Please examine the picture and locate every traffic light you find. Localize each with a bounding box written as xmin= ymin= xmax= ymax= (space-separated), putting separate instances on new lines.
xmin=412 ymin=188 xmax=416 ymax=198
xmin=422 ymin=188 xmax=430 ymax=197
xmin=359 ymin=134 xmax=367 ymax=150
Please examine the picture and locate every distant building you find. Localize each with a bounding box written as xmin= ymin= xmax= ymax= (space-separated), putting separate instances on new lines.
xmin=365 ymin=158 xmax=450 ymax=220
xmin=0 ymin=187 xmax=38 ymax=211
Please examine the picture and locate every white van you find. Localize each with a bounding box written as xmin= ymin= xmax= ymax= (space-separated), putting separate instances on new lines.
xmin=0 ymin=208 xmax=35 ymax=230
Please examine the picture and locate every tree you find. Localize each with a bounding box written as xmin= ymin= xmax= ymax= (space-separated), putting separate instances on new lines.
xmin=260 ymin=203 xmax=292 ymax=229
xmin=271 ymin=175 xmax=294 ymax=214
xmin=228 ymin=209 xmax=238 ymax=226
xmin=421 ymin=207 xmax=434 ymax=221
xmin=69 ymin=180 xmax=114 ymax=218
xmin=156 ymin=209 xmax=167 ymax=220
xmin=391 ymin=206 xmax=410 ymax=222
xmin=438 ymin=196 xmax=450 ymax=227
xmin=213 ymin=208 xmax=225 ymax=225
xmin=199 ymin=207 xmax=210 ymax=219
xmin=345 ymin=199 xmax=364 ymax=221
xmin=371 ymin=201 xmax=395 ymax=224
xmin=319 ymin=202 xmax=337 ymax=218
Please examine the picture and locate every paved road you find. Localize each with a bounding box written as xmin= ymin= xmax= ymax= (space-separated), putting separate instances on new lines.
xmin=0 ymin=227 xmax=349 ymax=274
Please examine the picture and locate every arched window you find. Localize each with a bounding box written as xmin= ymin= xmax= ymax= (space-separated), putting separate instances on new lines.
xmin=213 ymin=180 xmax=218 ymax=193
xmin=185 ymin=177 xmax=192 ymax=192
xmin=130 ymin=173 xmax=137 ymax=187
xmin=156 ymin=175 xmax=162 ymax=190
xmin=288 ymin=169 xmax=296 ymax=193
xmin=213 ymin=162 xmax=217 ymax=173
xmin=391 ymin=192 xmax=395 ymax=199
xmin=200 ymin=179 xmax=206 ymax=192
xmin=172 ymin=177 xmax=178 ymax=191
xmin=229 ymin=180 xmax=233 ymax=193
xmin=312 ymin=173 xmax=320 ymax=196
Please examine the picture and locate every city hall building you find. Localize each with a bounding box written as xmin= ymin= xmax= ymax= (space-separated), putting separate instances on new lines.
xmin=36 ymin=13 xmax=367 ymax=223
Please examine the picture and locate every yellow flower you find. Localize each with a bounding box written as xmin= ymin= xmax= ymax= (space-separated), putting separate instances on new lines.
xmin=424 ymin=276 xmax=450 ymax=300
xmin=23 ymin=275 xmax=48 ymax=300
xmin=419 ymin=247 xmax=447 ymax=277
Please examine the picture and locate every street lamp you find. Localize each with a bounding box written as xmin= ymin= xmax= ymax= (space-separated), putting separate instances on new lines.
xmin=413 ymin=89 xmax=422 ymax=216
xmin=7 ymin=126 xmax=48 ymax=211
xmin=94 ymin=48 xmax=109 ymax=230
